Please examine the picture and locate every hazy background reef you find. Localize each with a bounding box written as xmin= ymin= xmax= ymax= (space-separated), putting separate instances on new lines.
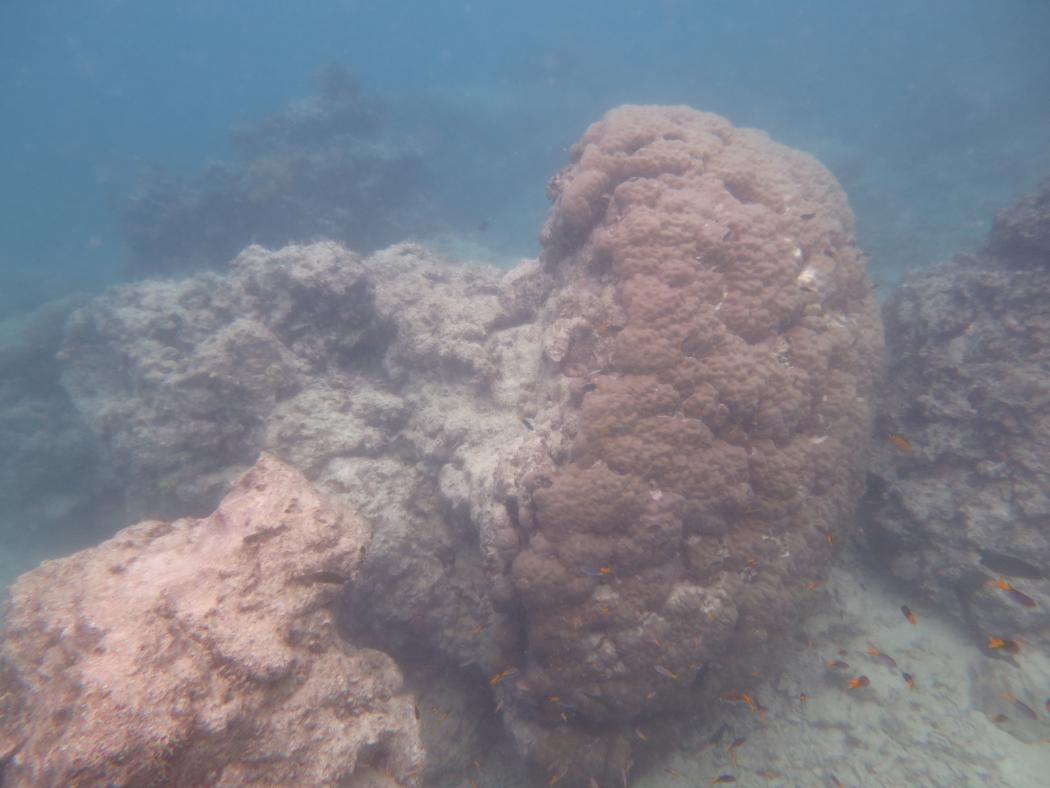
xmin=3 ymin=0 xmax=1050 ymax=315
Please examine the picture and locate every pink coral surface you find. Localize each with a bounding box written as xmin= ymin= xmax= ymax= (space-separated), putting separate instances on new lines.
xmin=511 ymin=106 xmax=882 ymax=737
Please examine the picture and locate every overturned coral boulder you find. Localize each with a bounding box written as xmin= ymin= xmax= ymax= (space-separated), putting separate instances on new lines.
xmin=862 ymin=179 xmax=1050 ymax=647
xmin=0 ymin=453 xmax=423 ymax=787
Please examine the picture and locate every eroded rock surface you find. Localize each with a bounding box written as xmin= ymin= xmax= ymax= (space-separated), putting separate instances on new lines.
xmin=0 ymin=453 xmax=423 ymax=787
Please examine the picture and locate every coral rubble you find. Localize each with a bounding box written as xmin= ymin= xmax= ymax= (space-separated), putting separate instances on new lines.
xmin=0 ymin=453 xmax=423 ymax=787
xmin=53 ymin=105 xmax=882 ymax=784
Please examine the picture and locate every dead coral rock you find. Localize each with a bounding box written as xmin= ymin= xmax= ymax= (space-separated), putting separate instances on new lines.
xmin=862 ymin=211 xmax=1050 ymax=646
xmin=987 ymin=176 xmax=1050 ymax=265
xmin=0 ymin=453 xmax=423 ymax=788
xmin=60 ymin=240 xmax=529 ymax=687
xmin=508 ymin=105 xmax=881 ymax=779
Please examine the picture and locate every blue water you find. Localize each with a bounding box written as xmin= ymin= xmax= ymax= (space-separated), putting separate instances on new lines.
xmin=4 ymin=4 xmax=1050 ymax=785
xmin=2 ymin=0 xmax=1048 ymax=315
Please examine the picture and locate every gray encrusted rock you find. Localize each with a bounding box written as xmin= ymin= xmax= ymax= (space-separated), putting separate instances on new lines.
xmin=987 ymin=177 xmax=1050 ymax=265
xmin=862 ymin=186 xmax=1050 ymax=646
xmin=60 ymin=241 xmax=533 ymax=680
xmin=0 ymin=452 xmax=423 ymax=787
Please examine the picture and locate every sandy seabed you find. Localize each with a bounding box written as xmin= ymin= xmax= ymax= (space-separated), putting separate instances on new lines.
xmin=461 ymin=555 xmax=1050 ymax=788
xmin=648 ymin=561 xmax=1050 ymax=788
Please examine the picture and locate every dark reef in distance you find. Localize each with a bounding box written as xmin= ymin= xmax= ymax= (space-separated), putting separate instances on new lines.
xmin=122 ymin=64 xmax=429 ymax=277
xmin=862 ymin=177 xmax=1050 ymax=651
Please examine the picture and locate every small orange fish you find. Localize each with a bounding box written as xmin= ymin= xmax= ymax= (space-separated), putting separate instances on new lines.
xmin=595 ymin=323 xmax=625 ymax=338
xmin=634 ymin=727 xmax=649 ymax=742
xmin=901 ymin=605 xmax=918 ymax=626
xmin=847 ymin=675 xmax=870 ymax=690
xmin=988 ymin=636 xmax=1021 ymax=654
xmin=547 ymin=695 xmax=561 ymax=704
xmin=902 ymin=672 xmax=915 ymax=689
xmin=806 ymin=580 xmax=822 ymax=591
xmin=710 ymin=776 xmax=737 ymax=785
xmin=655 ymin=664 xmax=678 ymax=680
xmin=867 ymin=644 xmax=898 ymax=668
xmin=741 ymin=692 xmax=759 ymax=714
xmin=996 ymin=577 xmax=1037 ymax=608
xmin=548 ymin=767 xmax=567 ymax=785
xmin=799 ymin=692 xmax=809 ymax=703
xmin=888 ymin=433 xmax=913 ymax=453
xmin=488 ymin=667 xmax=519 ymax=686
xmin=825 ymin=532 xmax=834 ymax=546
xmin=826 ymin=660 xmax=850 ymax=670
